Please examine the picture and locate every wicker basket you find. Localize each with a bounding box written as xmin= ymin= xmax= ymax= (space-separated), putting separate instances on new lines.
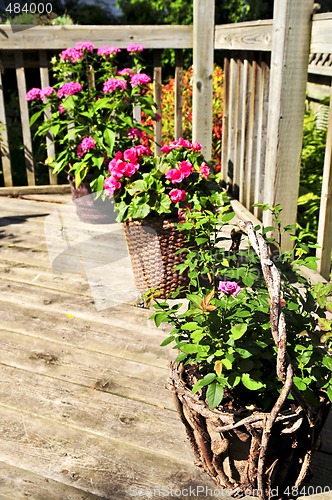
xmin=166 ymin=220 xmax=331 ymax=499
xmin=123 ymin=218 xmax=190 ymax=298
xmin=68 ymin=174 xmax=113 ymax=224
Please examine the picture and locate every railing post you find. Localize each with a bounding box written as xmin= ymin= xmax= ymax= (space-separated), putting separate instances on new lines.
xmin=192 ymin=0 xmax=215 ymax=159
xmin=316 ymin=84 xmax=332 ymax=280
xmin=263 ymin=0 xmax=314 ymax=250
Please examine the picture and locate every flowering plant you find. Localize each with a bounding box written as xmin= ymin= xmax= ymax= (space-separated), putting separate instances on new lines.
xmin=151 ymin=204 xmax=332 ymax=411
xmin=104 ymin=137 xmax=221 ymax=222
xmin=26 ymin=41 xmax=157 ymax=191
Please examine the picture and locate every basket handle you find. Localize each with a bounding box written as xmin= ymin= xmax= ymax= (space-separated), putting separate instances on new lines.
xmin=237 ymin=220 xmax=315 ymax=495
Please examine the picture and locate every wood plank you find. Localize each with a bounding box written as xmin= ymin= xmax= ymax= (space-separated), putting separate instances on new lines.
xmin=0 ymin=25 xmax=193 ymax=50
xmin=0 ymin=405 xmax=216 ymax=499
xmin=238 ymin=55 xmax=249 ymax=206
xmin=153 ymin=50 xmax=162 ymax=155
xmin=0 ymin=327 xmax=171 ymax=409
xmin=192 ymin=0 xmax=214 ymax=159
xmin=39 ymin=49 xmax=57 ymax=186
xmin=0 ymin=184 xmax=71 ymax=195
xmin=221 ymin=55 xmax=230 ymax=189
xmin=0 ymin=364 xmax=186 ymax=461
xmin=262 ymin=0 xmax=314 ymax=251
xmin=214 ymin=20 xmax=273 ymax=51
xmin=174 ymin=50 xmax=183 ymax=140
xmin=0 ymin=461 xmax=102 ymax=499
xmin=0 ymin=299 xmax=172 ymax=368
xmin=0 ymin=69 xmax=13 ymax=187
xmin=316 ymin=84 xmax=332 ymax=280
xmin=14 ymin=50 xmax=35 ymax=186
xmin=311 ymin=15 xmax=332 ymax=54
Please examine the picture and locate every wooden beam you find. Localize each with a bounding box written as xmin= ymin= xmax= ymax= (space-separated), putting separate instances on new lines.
xmin=153 ymin=50 xmax=162 ymax=155
xmin=0 ymin=70 xmax=13 ymax=187
xmin=192 ymin=0 xmax=214 ymax=159
xmin=0 ymin=184 xmax=71 ymax=196
xmin=0 ymin=25 xmax=193 ymax=50
xmin=316 ymin=84 xmax=332 ymax=280
xmin=39 ymin=49 xmax=57 ymax=186
xmin=215 ymin=20 xmax=272 ymax=51
xmin=174 ymin=50 xmax=183 ymax=140
xmin=15 ymin=50 xmax=35 ymax=186
xmin=262 ymin=0 xmax=314 ymax=251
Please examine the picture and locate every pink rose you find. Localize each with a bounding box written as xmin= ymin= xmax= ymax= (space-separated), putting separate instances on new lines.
xmin=218 ymin=281 xmax=241 ymax=297
xmin=200 ymin=162 xmax=210 ymax=179
xmin=169 ymin=189 xmax=186 ymax=203
xmin=165 ymin=168 xmax=184 ymax=184
xmin=179 ymin=160 xmax=193 ymax=178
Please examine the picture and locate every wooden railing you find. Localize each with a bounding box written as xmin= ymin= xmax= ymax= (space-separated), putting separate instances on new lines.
xmin=0 ymin=1 xmax=331 ymax=279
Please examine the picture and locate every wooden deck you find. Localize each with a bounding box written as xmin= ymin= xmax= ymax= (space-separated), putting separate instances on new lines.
xmin=0 ymin=194 xmax=331 ymax=500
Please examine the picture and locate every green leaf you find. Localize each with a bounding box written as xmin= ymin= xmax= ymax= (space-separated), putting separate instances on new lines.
xmin=221 ymin=211 xmax=235 ymax=223
xmin=192 ymin=373 xmax=216 ymax=394
xmin=241 ymin=373 xmax=265 ymax=391
xmin=230 ymin=324 xmax=248 ymax=340
xmin=181 ymin=344 xmax=208 ymax=354
xmin=51 ymin=124 xmax=60 ymax=136
xmin=29 ymin=108 xmax=44 ymax=126
xmin=160 ymin=335 xmax=174 ymax=347
xmin=103 ymin=128 xmax=115 ymax=150
xmin=322 ymin=355 xmax=332 ymax=371
xmin=181 ymin=322 xmax=201 ymax=331
xmin=293 ymin=376 xmax=307 ymax=391
xmin=206 ymin=381 xmax=224 ymax=409
xmin=327 ymin=385 xmax=332 ymax=403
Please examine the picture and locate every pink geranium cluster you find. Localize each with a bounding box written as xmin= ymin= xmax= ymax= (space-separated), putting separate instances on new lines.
xmin=60 ymin=48 xmax=84 ymax=63
xmin=160 ymin=138 xmax=202 ymax=155
xmin=26 ymin=86 xmax=56 ymax=101
xmin=127 ymin=44 xmax=144 ymax=53
xmin=130 ymin=73 xmax=151 ymax=87
xmin=58 ymin=82 xmax=83 ymax=99
xmin=165 ymin=160 xmax=193 ymax=184
xmin=97 ymin=46 xmax=121 ymax=57
xmin=103 ymin=78 xmax=127 ymax=93
xmin=104 ymin=145 xmax=153 ymax=196
xmin=77 ymin=136 xmax=96 ymax=159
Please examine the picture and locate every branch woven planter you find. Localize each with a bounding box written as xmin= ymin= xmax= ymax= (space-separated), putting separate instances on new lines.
xmin=166 ymin=221 xmax=331 ymax=499
xmin=123 ymin=218 xmax=190 ymax=298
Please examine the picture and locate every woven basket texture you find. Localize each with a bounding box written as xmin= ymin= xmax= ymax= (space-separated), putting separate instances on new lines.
xmin=68 ymin=175 xmax=112 ymax=224
xmin=123 ymin=218 xmax=190 ymax=297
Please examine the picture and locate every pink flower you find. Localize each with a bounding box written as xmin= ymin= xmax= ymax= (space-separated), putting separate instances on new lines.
xmin=103 ymin=78 xmax=127 ymax=93
xmin=178 ymin=209 xmax=185 ymax=220
xmin=124 ymin=162 xmax=140 ymax=177
xmin=58 ymin=82 xmax=82 ymax=98
xmin=165 ymin=168 xmax=184 ymax=184
xmin=155 ymin=113 xmax=161 ymax=122
xmin=169 ymin=189 xmax=187 ymax=203
xmin=200 ymin=162 xmax=210 ymax=179
xmin=97 ymin=45 xmax=121 ymax=56
xmin=128 ymin=127 xmax=142 ymax=139
xmin=40 ymin=86 xmax=55 ymax=99
xmin=160 ymin=138 xmax=192 ymax=154
xmin=124 ymin=148 xmax=138 ymax=163
xmin=104 ymin=176 xmax=121 ymax=196
xmin=179 ymin=160 xmax=193 ymax=178
xmin=58 ymin=103 xmax=65 ymax=114
xmin=75 ymin=41 xmax=95 ymax=52
xmin=117 ymin=68 xmax=133 ymax=76
xmin=77 ymin=136 xmax=96 ymax=158
xmin=26 ymin=88 xmax=41 ymax=101
xmin=130 ymin=73 xmax=151 ymax=87
xmin=60 ymin=48 xmax=84 ymax=63
xmin=192 ymin=141 xmax=202 ymax=152
xmin=127 ymin=43 xmax=144 ymax=53
xmin=134 ymin=145 xmax=153 ymax=157
xmin=218 ymin=281 xmax=241 ymax=297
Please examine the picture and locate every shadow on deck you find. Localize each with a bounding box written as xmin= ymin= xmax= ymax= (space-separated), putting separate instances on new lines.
xmin=0 ymin=195 xmax=331 ymax=500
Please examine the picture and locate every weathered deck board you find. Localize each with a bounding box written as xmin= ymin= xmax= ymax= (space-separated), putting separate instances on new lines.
xmin=0 ymin=196 xmax=331 ymax=499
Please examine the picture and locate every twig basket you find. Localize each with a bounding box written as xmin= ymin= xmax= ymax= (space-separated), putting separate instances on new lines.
xmin=123 ymin=218 xmax=190 ymax=298
xmin=166 ymin=220 xmax=330 ymax=499
xmin=68 ymin=174 xmax=112 ymax=224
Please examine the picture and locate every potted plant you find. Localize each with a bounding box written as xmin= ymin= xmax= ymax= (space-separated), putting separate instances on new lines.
xmin=150 ymin=204 xmax=332 ymax=499
xmin=26 ymin=41 xmax=157 ymax=222
xmin=103 ymin=137 xmax=222 ymax=297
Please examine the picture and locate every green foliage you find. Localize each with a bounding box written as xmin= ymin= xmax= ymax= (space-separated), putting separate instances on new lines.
xmin=151 ymin=203 xmax=332 ymax=411
xmin=297 ymin=107 xmax=328 ymax=263
xmin=26 ymin=43 xmax=157 ymax=190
